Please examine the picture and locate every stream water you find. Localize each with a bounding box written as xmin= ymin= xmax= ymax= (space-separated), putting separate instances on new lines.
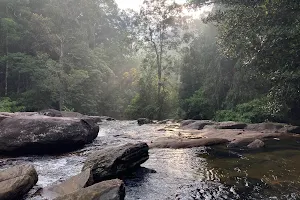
xmin=1 ymin=121 xmax=300 ymax=200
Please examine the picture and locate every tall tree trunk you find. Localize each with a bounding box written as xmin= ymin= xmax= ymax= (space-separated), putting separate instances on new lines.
xmin=57 ymin=35 xmax=64 ymax=111
xmin=157 ymin=26 xmax=163 ymax=120
xmin=4 ymin=33 xmax=8 ymax=96
xmin=17 ymin=72 xmax=20 ymax=94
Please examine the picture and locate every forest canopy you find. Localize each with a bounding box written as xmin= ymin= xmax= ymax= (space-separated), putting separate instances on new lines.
xmin=0 ymin=0 xmax=299 ymax=124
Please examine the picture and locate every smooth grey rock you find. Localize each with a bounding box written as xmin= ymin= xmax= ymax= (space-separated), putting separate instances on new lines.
xmin=82 ymin=143 xmax=149 ymax=183
xmin=0 ymin=116 xmax=99 ymax=155
xmin=54 ymin=179 xmax=125 ymax=200
xmin=0 ymin=164 xmax=38 ymax=200
xmin=216 ymin=121 xmax=247 ymax=129
xmin=41 ymin=169 xmax=93 ymax=199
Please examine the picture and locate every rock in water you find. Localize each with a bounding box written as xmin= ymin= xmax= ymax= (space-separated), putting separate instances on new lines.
xmin=41 ymin=169 xmax=93 ymax=199
xmin=54 ymin=179 xmax=125 ymax=200
xmin=0 ymin=164 xmax=38 ymax=200
xmin=180 ymin=120 xmax=196 ymax=127
xmin=137 ymin=118 xmax=152 ymax=125
xmin=82 ymin=143 xmax=149 ymax=183
xmin=247 ymin=139 xmax=265 ymax=149
xmin=0 ymin=116 xmax=99 ymax=155
xmin=181 ymin=120 xmax=215 ymax=130
xmin=216 ymin=121 xmax=247 ymax=129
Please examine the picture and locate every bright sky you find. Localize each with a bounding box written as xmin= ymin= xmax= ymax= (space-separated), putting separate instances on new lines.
xmin=115 ymin=0 xmax=212 ymax=18
xmin=115 ymin=0 xmax=187 ymax=11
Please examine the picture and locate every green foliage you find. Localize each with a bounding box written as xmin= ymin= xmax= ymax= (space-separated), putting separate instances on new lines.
xmin=181 ymin=89 xmax=214 ymax=120
xmin=0 ymin=97 xmax=24 ymax=112
xmin=0 ymin=0 xmax=138 ymax=118
xmin=215 ymin=98 xmax=277 ymax=123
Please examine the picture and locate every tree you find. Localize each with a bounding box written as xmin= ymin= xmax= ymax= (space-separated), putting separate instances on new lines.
xmin=189 ymin=0 xmax=300 ymax=123
xmin=137 ymin=0 xmax=184 ymax=119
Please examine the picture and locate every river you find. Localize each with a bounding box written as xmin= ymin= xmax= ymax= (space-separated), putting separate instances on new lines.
xmin=1 ymin=120 xmax=300 ymax=200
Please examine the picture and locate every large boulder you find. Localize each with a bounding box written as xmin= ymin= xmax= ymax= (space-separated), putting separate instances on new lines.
xmin=0 ymin=116 xmax=99 ymax=155
xmin=39 ymin=109 xmax=63 ymax=117
xmin=54 ymin=179 xmax=125 ymax=200
xmin=82 ymin=143 xmax=149 ymax=183
xmin=41 ymin=169 xmax=93 ymax=199
xmin=0 ymin=164 xmax=38 ymax=200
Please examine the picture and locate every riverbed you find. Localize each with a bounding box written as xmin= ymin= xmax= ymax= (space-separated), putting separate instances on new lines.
xmin=1 ymin=121 xmax=300 ymax=199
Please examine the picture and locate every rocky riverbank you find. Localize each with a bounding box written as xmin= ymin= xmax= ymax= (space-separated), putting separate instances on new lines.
xmin=1 ymin=114 xmax=300 ymax=199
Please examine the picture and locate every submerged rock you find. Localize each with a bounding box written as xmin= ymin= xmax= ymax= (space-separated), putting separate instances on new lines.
xmin=227 ymin=138 xmax=256 ymax=148
xmin=0 ymin=116 xmax=99 ymax=155
xmin=82 ymin=143 xmax=149 ymax=183
xmin=41 ymin=169 xmax=93 ymax=199
xmin=247 ymin=139 xmax=265 ymax=149
xmin=0 ymin=164 xmax=38 ymax=200
xmin=54 ymin=179 xmax=125 ymax=200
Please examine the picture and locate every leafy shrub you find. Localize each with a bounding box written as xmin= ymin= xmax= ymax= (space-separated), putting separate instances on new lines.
xmin=181 ymin=89 xmax=214 ymax=120
xmin=0 ymin=97 xmax=24 ymax=112
xmin=215 ymin=97 xmax=274 ymax=123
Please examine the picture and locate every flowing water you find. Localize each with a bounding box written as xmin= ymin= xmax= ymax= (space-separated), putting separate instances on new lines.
xmin=1 ymin=121 xmax=300 ymax=200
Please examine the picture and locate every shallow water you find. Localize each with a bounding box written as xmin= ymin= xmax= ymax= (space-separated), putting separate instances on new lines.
xmin=1 ymin=121 xmax=300 ymax=199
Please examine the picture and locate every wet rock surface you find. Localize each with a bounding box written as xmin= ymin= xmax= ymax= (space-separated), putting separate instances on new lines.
xmin=0 ymin=164 xmax=38 ymax=200
xmin=0 ymin=116 xmax=99 ymax=155
xmin=54 ymin=179 xmax=125 ymax=200
xmin=82 ymin=143 xmax=149 ymax=183
xmin=40 ymin=169 xmax=93 ymax=199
